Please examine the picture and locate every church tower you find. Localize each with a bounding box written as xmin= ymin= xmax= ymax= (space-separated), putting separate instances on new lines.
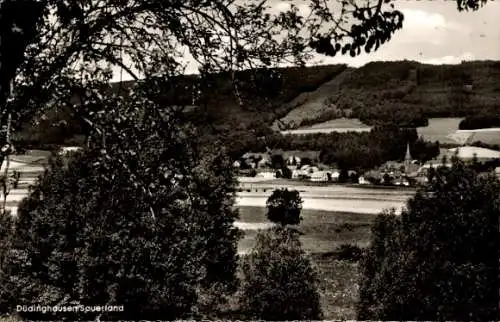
xmin=404 ymin=142 xmax=412 ymax=173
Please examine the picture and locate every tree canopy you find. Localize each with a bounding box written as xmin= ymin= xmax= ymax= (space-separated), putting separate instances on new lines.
xmin=358 ymin=158 xmax=500 ymax=321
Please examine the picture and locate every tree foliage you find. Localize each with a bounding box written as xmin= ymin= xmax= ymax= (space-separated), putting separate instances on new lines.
xmin=240 ymin=226 xmax=322 ymax=320
xmin=1 ymin=84 xmax=241 ymax=320
xmin=358 ymin=158 xmax=500 ymax=321
xmin=266 ymin=189 xmax=303 ymax=226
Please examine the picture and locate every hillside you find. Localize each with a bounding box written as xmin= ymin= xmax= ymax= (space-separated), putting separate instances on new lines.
xmin=275 ymin=60 xmax=500 ymax=129
xmin=110 ymin=60 xmax=500 ymax=130
xmin=15 ymin=60 xmax=500 ymax=150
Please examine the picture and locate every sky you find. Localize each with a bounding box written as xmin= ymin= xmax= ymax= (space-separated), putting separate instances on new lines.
xmin=111 ymin=0 xmax=500 ymax=82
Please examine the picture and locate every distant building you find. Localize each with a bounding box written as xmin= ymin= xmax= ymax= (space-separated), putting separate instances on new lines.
xmin=358 ymin=176 xmax=369 ymax=185
xmin=310 ymin=171 xmax=330 ymax=182
xmin=256 ymin=171 xmax=276 ymax=179
xmin=495 ymin=167 xmax=500 ymax=179
xmin=330 ymin=170 xmax=341 ymax=182
xmin=257 ymin=156 xmax=271 ymax=168
xmin=416 ymin=162 xmax=452 ymax=177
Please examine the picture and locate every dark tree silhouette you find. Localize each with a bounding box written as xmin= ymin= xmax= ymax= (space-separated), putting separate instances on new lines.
xmin=358 ymin=158 xmax=500 ymax=321
xmin=266 ymin=189 xmax=303 ymax=226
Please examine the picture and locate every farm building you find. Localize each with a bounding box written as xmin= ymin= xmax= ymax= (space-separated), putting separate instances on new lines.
xmin=292 ymin=169 xmax=310 ymax=179
xmin=310 ymin=171 xmax=330 ymax=182
xmin=256 ymin=171 xmax=276 ymax=179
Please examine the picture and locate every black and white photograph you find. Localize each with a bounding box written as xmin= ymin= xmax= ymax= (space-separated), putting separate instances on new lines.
xmin=0 ymin=0 xmax=498 ymax=320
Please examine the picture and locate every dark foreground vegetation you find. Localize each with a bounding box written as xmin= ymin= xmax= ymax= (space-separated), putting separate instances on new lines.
xmin=358 ymin=158 xmax=500 ymax=321
xmin=0 ymin=0 xmax=497 ymax=320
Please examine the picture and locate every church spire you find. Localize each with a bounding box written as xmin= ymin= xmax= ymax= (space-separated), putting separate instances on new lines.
xmin=404 ymin=142 xmax=412 ymax=174
xmin=405 ymin=142 xmax=411 ymax=162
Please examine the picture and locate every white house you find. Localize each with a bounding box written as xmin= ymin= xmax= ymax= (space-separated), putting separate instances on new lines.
xmin=359 ymin=176 xmax=370 ymax=185
xmin=310 ymin=171 xmax=329 ymax=182
xmin=256 ymin=171 xmax=276 ymax=179
xmin=257 ymin=157 xmax=271 ymax=168
xmin=58 ymin=146 xmax=82 ymax=155
xmin=495 ymin=167 xmax=500 ymax=179
xmin=330 ymin=170 xmax=340 ymax=182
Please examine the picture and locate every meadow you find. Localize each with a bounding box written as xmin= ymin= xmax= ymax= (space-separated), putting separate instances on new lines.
xmin=281 ymin=117 xmax=500 ymax=146
xmin=237 ymin=206 xmax=375 ymax=320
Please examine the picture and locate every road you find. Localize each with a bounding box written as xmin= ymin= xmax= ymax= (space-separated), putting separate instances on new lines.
xmin=235 ymin=183 xmax=414 ymax=215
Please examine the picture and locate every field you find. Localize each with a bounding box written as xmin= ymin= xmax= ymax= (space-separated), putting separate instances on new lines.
xmin=280 ymin=117 xmax=500 ymax=146
xmin=416 ymin=117 xmax=463 ymax=144
xmin=237 ymin=206 xmax=374 ymax=254
xmin=281 ymin=118 xmax=372 ymax=135
xmin=237 ymin=206 xmax=373 ymax=319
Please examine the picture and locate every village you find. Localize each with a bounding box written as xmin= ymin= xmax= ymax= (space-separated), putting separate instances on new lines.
xmin=234 ymin=143 xmax=500 ymax=187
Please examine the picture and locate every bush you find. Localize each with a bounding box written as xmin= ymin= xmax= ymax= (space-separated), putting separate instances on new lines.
xmin=0 ymin=209 xmax=14 ymax=313
xmin=358 ymin=158 xmax=500 ymax=321
xmin=337 ymin=244 xmax=363 ymax=262
xmin=266 ymin=189 xmax=303 ymax=225
xmin=281 ymin=166 xmax=292 ymax=179
xmin=240 ymin=227 xmax=322 ymax=320
xmin=459 ymin=115 xmax=500 ymax=130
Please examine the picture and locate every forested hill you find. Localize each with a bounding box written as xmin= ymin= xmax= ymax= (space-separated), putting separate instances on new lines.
xmin=274 ymin=60 xmax=500 ymax=129
xmin=110 ymin=60 xmax=500 ymax=130
xmin=15 ymin=60 xmax=500 ymax=150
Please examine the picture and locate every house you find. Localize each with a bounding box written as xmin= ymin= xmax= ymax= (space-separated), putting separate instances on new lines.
xmin=358 ymin=176 xmax=369 ymax=185
xmin=309 ymin=166 xmax=320 ymax=173
xmin=58 ymin=146 xmax=82 ymax=156
xmin=257 ymin=156 xmax=271 ymax=168
xmin=330 ymin=170 xmax=341 ymax=182
xmin=256 ymin=171 xmax=276 ymax=179
xmin=495 ymin=167 xmax=500 ymax=179
xmin=292 ymin=169 xmax=310 ymax=179
xmin=394 ymin=177 xmax=410 ymax=186
xmin=416 ymin=162 xmax=452 ymax=177
xmin=310 ymin=171 xmax=330 ymax=182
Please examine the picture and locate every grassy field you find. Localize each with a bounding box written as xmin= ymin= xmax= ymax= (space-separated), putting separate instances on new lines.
xmin=237 ymin=206 xmax=374 ymax=254
xmin=416 ymin=117 xmax=463 ymax=144
xmin=237 ymin=206 xmax=372 ymax=319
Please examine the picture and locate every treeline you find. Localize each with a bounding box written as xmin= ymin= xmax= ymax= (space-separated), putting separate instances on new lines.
xmin=459 ymin=115 xmax=500 ymax=130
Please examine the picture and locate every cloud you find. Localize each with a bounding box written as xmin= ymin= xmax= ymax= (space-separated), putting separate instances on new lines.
xmin=395 ymin=9 xmax=470 ymax=45
xmin=422 ymin=52 xmax=476 ymax=65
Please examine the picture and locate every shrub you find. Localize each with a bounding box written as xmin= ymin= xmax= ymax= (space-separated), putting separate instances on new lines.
xmin=0 ymin=209 xmax=14 ymax=314
xmin=240 ymin=227 xmax=322 ymax=320
xmin=281 ymin=166 xmax=292 ymax=179
xmin=266 ymin=189 xmax=303 ymax=225
xmin=337 ymin=244 xmax=363 ymax=262
xmin=358 ymin=158 xmax=500 ymax=321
